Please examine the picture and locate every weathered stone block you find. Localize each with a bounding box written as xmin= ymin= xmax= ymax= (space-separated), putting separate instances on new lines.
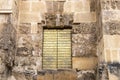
xmin=20 ymin=12 xmax=42 ymax=23
xmin=105 ymin=48 xmax=120 ymax=64
xmin=32 ymin=1 xmax=47 ymax=13
xmin=20 ymin=1 xmax=47 ymax=13
xmin=44 ymin=73 xmax=53 ymax=80
xmin=0 ymin=15 xmax=8 ymax=23
xmin=18 ymin=23 xmax=43 ymax=34
xmin=18 ymin=23 xmax=31 ymax=34
xmin=54 ymin=71 xmax=77 ymax=80
xmin=104 ymin=35 xmax=120 ymax=48
xmin=14 ymin=56 xmax=42 ymax=72
xmin=102 ymin=11 xmax=120 ymax=22
xmin=90 ymin=0 xmax=96 ymax=12
xmin=19 ymin=1 xmax=30 ymax=12
xmin=0 ymin=0 xmax=12 ymax=9
xmin=63 ymin=1 xmax=72 ymax=13
xmin=64 ymin=0 xmax=90 ymax=13
xmin=37 ymin=70 xmax=77 ymax=80
xmin=17 ymin=34 xmax=42 ymax=56
xmin=72 ymin=34 xmax=97 ymax=57
xmin=108 ymin=63 xmax=120 ymax=80
xmin=45 ymin=1 xmax=64 ymax=14
xmin=37 ymin=75 xmax=44 ymax=80
xmin=73 ymin=12 xmax=96 ymax=23
xmin=77 ymin=70 xmax=95 ymax=80
xmin=72 ymin=57 xmax=98 ymax=70
xmin=72 ymin=23 xmax=96 ymax=34
xmin=105 ymin=49 xmax=111 ymax=62
xmin=12 ymin=72 xmax=27 ymax=80
xmin=103 ymin=22 xmax=120 ymax=35
xmin=101 ymin=0 xmax=120 ymax=10
xmin=111 ymin=50 xmax=119 ymax=63
xmin=0 ymin=58 xmax=5 ymax=74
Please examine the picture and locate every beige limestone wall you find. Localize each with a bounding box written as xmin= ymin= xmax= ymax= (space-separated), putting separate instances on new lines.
xmin=16 ymin=0 xmax=98 ymax=72
xmin=19 ymin=0 xmax=47 ymax=23
xmin=63 ymin=0 xmax=96 ymax=23
xmin=0 ymin=0 xmax=99 ymax=80
xmin=104 ymin=35 xmax=120 ymax=63
xmin=0 ymin=0 xmax=19 ymax=79
xmin=101 ymin=0 xmax=120 ymax=63
xmin=100 ymin=0 xmax=120 ymax=80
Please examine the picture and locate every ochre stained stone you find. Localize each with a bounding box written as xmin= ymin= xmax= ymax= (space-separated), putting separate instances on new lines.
xmin=105 ymin=49 xmax=111 ymax=62
xmin=37 ymin=75 xmax=44 ymax=80
xmin=72 ymin=57 xmax=98 ymax=70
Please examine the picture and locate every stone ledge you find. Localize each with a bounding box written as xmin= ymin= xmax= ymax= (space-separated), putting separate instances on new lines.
xmin=0 ymin=9 xmax=12 ymax=14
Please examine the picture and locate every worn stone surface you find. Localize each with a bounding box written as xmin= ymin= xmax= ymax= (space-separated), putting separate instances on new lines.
xmin=72 ymin=34 xmax=97 ymax=57
xmin=0 ymin=0 xmax=12 ymax=9
xmin=72 ymin=57 xmax=98 ymax=70
xmin=64 ymin=0 xmax=90 ymax=13
xmin=101 ymin=0 xmax=120 ymax=10
xmin=77 ymin=70 xmax=96 ymax=80
xmin=72 ymin=23 xmax=96 ymax=34
xmin=103 ymin=22 xmax=120 ymax=35
xmin=37 ymin=70 xmax=77 ymax=80
xmin=108 ymin=63 xmax=120 ymax=80
xmin=0 ymin=0 xmax=120 ymax=80
xmin=73 ymin=12 xmax=96 ymax=23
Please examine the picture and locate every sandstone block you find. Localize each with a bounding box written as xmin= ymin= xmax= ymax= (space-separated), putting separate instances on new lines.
xmin=72 ymin=34 xmax=97 ymax=57
xmin=0 ymin=15 xmax=8 ymax=23
xmin=105 ymin=49 xmax=111 ymax=62
xmin=18 ymin=23 xmax=42 ymax=34
xmin=72 ymin=23 xmax=96 ymax=34
xmin=45 ymin=0 xmax=66 ymax=1
xmin=20 ymin=12 xmax=42 ymax=23
xmin=20 ymin=1 xmax=47 ymax=13
xmin=104 ymin=35 xmax=120 ymax=48
xmin=37 ymin=75 xmax=44 ymax=80
xmin=0 ymin=0 xmax=12 ymax=9
xmin=111 ymin=50 xmax=119 ymax=62
xmin=73 ymin=12 xmax=96 ymax=23
xmin=72 ymin=57 xmax=98 ymax=70
xmin=64 ymin=0 xmax=90 ymax=13
xmin=54 ymin=71 xmax=77 ymax=80
xmin=19 ymin=1 xmax=30 ymax=12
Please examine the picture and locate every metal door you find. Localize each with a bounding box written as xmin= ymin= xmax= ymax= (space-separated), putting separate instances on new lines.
xmin=43 ymin=29 xmax=71 ymax=69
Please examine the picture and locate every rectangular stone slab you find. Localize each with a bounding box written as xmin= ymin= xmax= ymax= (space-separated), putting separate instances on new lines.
xmin=72 ymin=57 xmax=98 ymax=70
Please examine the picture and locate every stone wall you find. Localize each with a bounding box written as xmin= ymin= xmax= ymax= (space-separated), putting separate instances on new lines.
xmin=11 ymin=0 xmax=98 ymax=80
xmin=0 ymin=0 xmax=19 ymax=80
xmin=0 ymin=0 xmax=120 ymax=80
xmin=97 ymin=0 xmax=120 ymax=80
